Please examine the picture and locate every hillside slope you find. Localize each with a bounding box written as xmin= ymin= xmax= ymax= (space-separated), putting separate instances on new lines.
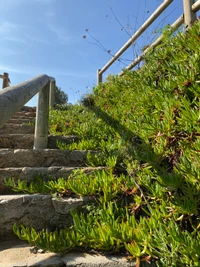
xmin=11 ymin=21 xmax=200 ymax=267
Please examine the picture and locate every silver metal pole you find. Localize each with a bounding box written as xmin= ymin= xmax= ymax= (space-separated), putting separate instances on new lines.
xmin=34 ymin=83 xmax=50 ymax=149
xmin=119 ymin=14 xmax=184 ymax=75
xmin=99 ymin=0 xmax=173 ymax=76
xmin=192 ymin=0 xmax=200 ymax=12
xmin=183 ymin=0 xmax=196 ymax=28
xmin=97 ymin=69 xmax=103 ymax=85
xmin=49 ymin=81 xmax=56 ymax=107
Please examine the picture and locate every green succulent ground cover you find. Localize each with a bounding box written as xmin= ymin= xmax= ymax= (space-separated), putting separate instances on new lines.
xmin=6 ymin=21 xmax=200 ymax=266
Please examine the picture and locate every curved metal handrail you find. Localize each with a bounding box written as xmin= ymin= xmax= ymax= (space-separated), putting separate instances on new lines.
xmin=0 ymin=74 xmax=56 ymax=149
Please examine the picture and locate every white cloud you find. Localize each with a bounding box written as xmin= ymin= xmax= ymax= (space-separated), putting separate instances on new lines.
xmin=0 ymin=65 xmax=27 ymax=74
xmin=26 ymin=34 xmax=50 ymax=45
xmin=0 ymin=22 xmax=18 ymax=35
xmin=45 ymin=11 xmax=56 ymax=17
xmin=3 ymin=36 xmax=25 ymax=43
xmin=0 ymin=62 xmax=94 ymax=80
xmin=54 ymin=70 xmax=94 ymax=79
xmin=0 ymin=47 xmax=27 ymax=56
xmin=46 ymin=23 xmax=72 ymax=44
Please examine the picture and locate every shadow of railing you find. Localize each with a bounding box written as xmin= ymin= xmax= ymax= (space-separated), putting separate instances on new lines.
xmin=87 ymin=103 xmax=199 ymax=215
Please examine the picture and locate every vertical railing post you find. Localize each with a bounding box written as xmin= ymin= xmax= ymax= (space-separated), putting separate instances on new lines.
xmin=97 ymin=69 xmax=102 ymax=85
xmin=34 ymin=82 xmax=50 ymax=149
xmin=2 ymin=72 xmax=9 ymax=88
xmin=183 ymin=0 xmax=196 ymax=28
xmin=49 ymin=81 xmax=56 ymax=107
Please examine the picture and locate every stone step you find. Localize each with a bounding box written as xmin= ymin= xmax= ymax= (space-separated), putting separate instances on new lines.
xmin=20 ymin=106 xmax=36 ymax=112
xmin=0 ymin=134 xmax=33 ymax=149
xmin=0 ymin=194 xmax=90 ymax=240
xmin=0 ymin=123 xmax=34 ymax=134
xmin=0 ymin=134 xmax=79 ymax=149
xmin=0 ymin=166 xmax=105 ymax=194
xmin=0 ymin=149 xmax=92 ymax=168
xmin=0 ymin=240 xmax=140 ymax=267
xmin=7 ymin=118 xmax=35 ymax=124
xmin=13 ymin=111 xmax=36 ymax=118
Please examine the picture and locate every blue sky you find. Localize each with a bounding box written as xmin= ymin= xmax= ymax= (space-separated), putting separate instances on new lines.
xmin=0 ymin=0 xmax=196 ymax=105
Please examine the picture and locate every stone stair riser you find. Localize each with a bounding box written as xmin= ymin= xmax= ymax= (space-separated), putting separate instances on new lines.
xmin=0 ymin=124 xmax=35 ymax=134
xmin=13 ymin=112 xmax=36 ymax=118
xmin=0 ymin=166 xmax=106 ymax=194
xmin=0 ymin=149 xmax=91 ymax=168
xmin=7 ymin=118 xmax=35 ymax=124
xmin=0 ymin=107 xmax=99 ymax=244
xmin=0 ymin=134 xmax=79 ymax=149
xmin=0 ymin=134 xmax=33 ymax=149
xmin=0 ymin=194 xmax=90 ymax=240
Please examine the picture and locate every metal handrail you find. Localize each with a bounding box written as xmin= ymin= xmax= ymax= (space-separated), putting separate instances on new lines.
xmin=0 ymin=74 xmax=56 ymax=149
xmin=97 ymin=0 xmax=200 ymax=83
xmin=118 ymin=14 xmax=184 ymax=75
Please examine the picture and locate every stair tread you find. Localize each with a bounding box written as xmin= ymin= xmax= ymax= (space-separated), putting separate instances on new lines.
xmin=0 ymin=107 xmax=103 ymax=246
xmin=0 ymin=124 xmax=34 ymax=134
xmin=0 ymin=240 xmax=134 ymax=267
xmin=0 ymin=166 xmax=106 ymax=194
xmin=7 ymin=118 xmax=35 ymax=124
xmin=0 ymin=134 xmax=79 ymax=149
xmin=0 ymin=149 xmax=94 ymax=168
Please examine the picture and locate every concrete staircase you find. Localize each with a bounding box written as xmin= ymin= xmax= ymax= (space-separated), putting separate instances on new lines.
xmin=0 ymin=107 xmax=95 ymax=240
xmin=0 ymin=107 xmax=151 ymax=267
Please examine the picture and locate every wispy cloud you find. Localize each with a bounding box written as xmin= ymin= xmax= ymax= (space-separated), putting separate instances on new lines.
xmin=26 ymin=34 xmax=50 ymax=45
xmin=0 ymin=21 xmax=19 ymax=35
xmin=3 ymin=36 xmax=25 ymax=43
xmin=46 ymin=22 xmax=72 ymax=44
xmin=0 ymin=64 xmax=28 ymax=74
xmin=0 ymin=21 xmax=25 ymax=45
xmin=0 ymin=47 xmax=27 ymax=56
xmin=45 ymin=11 xmax=56 ymax=17
xmin=54 ymin=70 xmax=94 ymax=79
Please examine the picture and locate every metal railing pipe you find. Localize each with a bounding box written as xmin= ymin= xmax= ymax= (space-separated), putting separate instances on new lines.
xmin=49 ymin=80 xmax=56 ymax=107
xmin=98 ymin=0 xmax=173 ymax=78
xmin=119 ymin=14 xmax=184 ymax=75
xmin=97 ymin=69 xmax=103 ymax=84
xmin=34 ymin=82 xmax=50 ymax=149
xmin=0 ymin=74 xmax=55 ymax=149
xmin=183 ymin=0 xmax=196 ymax=28
xmin=0 ymin=74 xmax=49 ymax=127
xmin=192 ymin=0 xmax=200 ymax=12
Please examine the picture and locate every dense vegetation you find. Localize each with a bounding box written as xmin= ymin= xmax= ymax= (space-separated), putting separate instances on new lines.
xmin=7 ymin=21 xmax=200 ymax=267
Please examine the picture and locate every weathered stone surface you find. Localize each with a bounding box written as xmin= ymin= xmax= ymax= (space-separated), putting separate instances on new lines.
xmin=13 ymin=111 xmax=36 ymax=118
xmin=0 ymin=149 xmax=92 ymax=168
xmin=0 ymin=194 xmax=89 ymax=240
xmin=7 ymin=118 xmax=35 ymax=124
xmin=0 ymin=123 xmax=34 ymax=134
xmin=63 ymin=253 xmax=137 ymax=266
xmin=52 ymin=196 xmax=89 ymax=215
xmin=0 ymin=194 xmax=54 ymax=239
xmin=0 ymin=134 xmax=33 ymax=149
xmin=48 ymin=135 xmax=79 ymax=149
xmin=0 ymin=240 xmax=153 ymax=267
xmin=0 ymin=166 xmax=107 ymax=194
xmin=0 ymin=134 xmax=78 ymax=149
xmin=0 ymin=166 xmax=77 ymax=182
xmin=20 ymin=106 xmax=36 ymax=112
